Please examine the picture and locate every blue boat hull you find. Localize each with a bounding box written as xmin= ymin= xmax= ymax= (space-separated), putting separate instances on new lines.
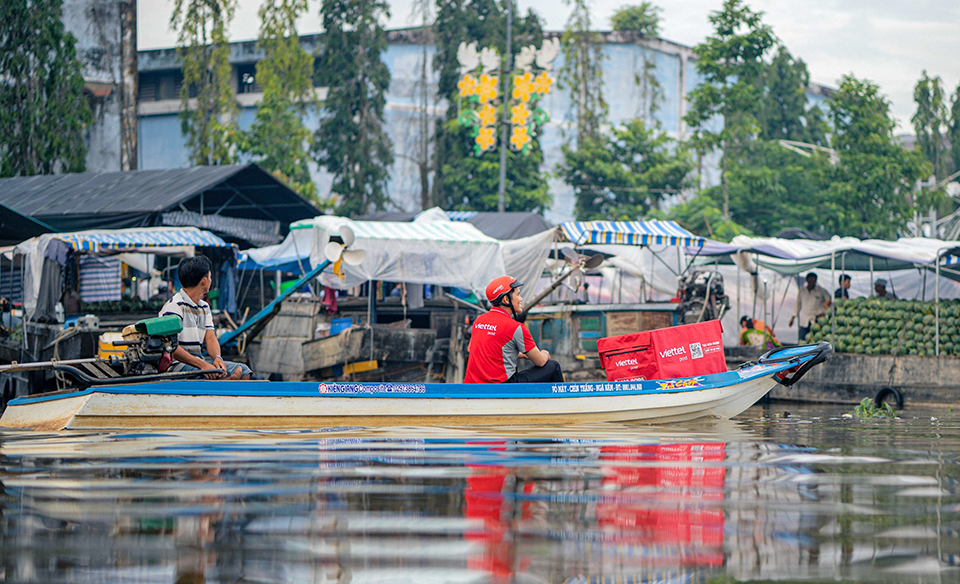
xmin=0 ymin=344 xmax=831 ymax=430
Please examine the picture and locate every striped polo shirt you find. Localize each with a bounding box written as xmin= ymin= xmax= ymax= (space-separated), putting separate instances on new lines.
xmin=159 ymin=290 xmax=214 ymax=356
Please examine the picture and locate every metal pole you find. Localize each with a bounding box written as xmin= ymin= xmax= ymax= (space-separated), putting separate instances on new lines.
xmin=869 ymin=257 xmax=874 ymax=296
xmin=734 ymin=251 xmax=743 ymax=326
xmin=496 ymin=0 xmax=513 ymax=213
xmin=936 ymin=259 xmax=940 ymax=356
xmin=830 ymin=251 xmax=836 ymax=347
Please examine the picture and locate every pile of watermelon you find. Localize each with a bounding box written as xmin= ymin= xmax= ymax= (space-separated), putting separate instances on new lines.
xmin=804 ymin=297 xmax=960 ymax=356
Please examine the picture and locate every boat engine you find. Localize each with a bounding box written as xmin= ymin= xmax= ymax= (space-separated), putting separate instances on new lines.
xmin=677 ymin=269 xmax=729 ymax=324
xmin=115 ymin=315 xmax=182 ymax=376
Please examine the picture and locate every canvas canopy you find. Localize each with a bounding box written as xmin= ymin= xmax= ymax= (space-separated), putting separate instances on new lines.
xmin=302 ymin=215 xmax=504 ymax=291
xmin=15 ymin=227 xmax=231 ymax=320
xmin=243 ymin=211 xmax=555 ymax=295
xmin=237 ymin=228 xmax=313 ymax=274
xmin=559 ymin=220 xmax=706 ymax=247
xmin=722 ymin=236 xmax=960 ymax=276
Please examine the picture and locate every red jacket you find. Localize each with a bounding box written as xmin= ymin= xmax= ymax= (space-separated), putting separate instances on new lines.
xmin=464 ymin=307 xmax=536 ymax=383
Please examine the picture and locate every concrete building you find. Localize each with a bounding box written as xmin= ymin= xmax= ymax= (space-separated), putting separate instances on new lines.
xmin=130 ymin=27 xmax=831 ymax=223
xmin=62 ymin=0 xmax=138 ymax=172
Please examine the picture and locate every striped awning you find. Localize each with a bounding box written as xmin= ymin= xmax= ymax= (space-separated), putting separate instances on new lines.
xmin=559 ymin=220 xmax=705 ymax=247
xmin=52 ymin=227 xmax=230 ymax=253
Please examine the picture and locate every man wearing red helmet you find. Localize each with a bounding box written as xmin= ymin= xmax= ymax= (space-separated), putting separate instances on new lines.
xmin=464 ymin=275 xmax=564 ymax=384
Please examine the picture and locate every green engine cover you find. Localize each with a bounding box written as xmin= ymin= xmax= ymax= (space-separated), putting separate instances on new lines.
xmin=134 ymin=315 xmax=183 ymax=337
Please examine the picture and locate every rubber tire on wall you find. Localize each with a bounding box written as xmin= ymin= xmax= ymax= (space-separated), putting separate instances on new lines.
xmin=874 ymin=386 xmax=904 ymax=410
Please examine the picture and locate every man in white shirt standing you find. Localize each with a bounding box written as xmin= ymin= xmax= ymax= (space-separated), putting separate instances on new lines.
xmin=160 ymin=255 xmax=252 ymax=380
xmin=789 ymin=272 xmax=831 ymax=344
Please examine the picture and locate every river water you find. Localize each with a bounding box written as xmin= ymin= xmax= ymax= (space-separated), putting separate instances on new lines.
xmin=1 ymin=403 xmax=958 ymax=584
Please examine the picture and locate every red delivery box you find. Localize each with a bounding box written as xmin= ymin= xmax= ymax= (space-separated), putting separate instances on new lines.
xmin=597 ymin=320 xmax=726 ymax=382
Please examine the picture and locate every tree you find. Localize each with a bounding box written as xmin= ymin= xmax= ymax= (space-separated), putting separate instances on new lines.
xmin=0 ymin=0 xmax=92 ymax=177
xmin=683 ymin=0 xmax=776 ymax=219
xmin=559 ymin=0 xmax=607 ymax=144
xmin=758 ymin=47 xmax=825 ymax=144
xmin=648 ymin=194 xmax=750 ymax=242
xmin=440 ymin=120 xmax=550 ymax=212
xmin=717 ymin=46 xmax=827 ymax=236
xmin=717 ymin=139 xmax=823 ymax=236
xmin=558 ymin=119 xmax=692 ymax=219
xmin=431 ymin=0 xmax=547 ymax=211
xmin=171 ymin=0 xmax=239 ymax=166
xmin=612 ymin=3 xmax=663 ymax=121
xmin=610 ymin=3 xmax=661 ymax=39
xmin=912 ymin=71 xmax=950 ymax=180
xmin=241 ymin=0 xmax=318 ymax=201
xmin=951 ymin=83 xmax=960 ymax=176
xmin=313 ymin=0 xmax=393 ymax=217
xmin=820 ymin=75 xmax=928 ymax=238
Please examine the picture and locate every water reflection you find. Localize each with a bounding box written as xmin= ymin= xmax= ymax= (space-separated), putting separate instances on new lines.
xmin=1 ymin=405 xmax=959 ymax=583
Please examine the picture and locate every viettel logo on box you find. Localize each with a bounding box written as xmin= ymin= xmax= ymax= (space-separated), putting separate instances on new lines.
xmin=659 ymin=345 xmax=687 ymax=359
xmin=615 ymin=358 xmax=639 ymax=367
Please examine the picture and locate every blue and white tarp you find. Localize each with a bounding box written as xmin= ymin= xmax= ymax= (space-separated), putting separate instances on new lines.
xmin=15 ymin=227 xmax=232 ymax=320
xmin=53 ymin=227 xmax=230 ymax=252
xmin=79 ymin=255 xmax=121 ymax=302
xmin=559 ymin=220 xmax=706 ymax=248
xmin=237 ymin=228 xmax=313 ymax=274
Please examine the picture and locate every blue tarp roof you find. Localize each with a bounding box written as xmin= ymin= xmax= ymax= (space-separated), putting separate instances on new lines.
xmin=51 ymin=227 xmax=230 ymax=252
xmin=559 ymin=220 xmax=705 ymax=247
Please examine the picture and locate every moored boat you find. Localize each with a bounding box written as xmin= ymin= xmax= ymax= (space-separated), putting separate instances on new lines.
xmin=0 ymin=343 xmax=831 ymax=431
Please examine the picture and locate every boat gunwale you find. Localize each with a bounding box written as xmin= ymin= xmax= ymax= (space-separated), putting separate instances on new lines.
xmin=5 ymin=359 xmax=803 ymax=406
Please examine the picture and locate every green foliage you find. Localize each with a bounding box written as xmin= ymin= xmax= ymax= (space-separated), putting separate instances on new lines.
xmin=758 ymin=47 xmax=826 ymax=145
xmin=559 ymin=0 xmax=607 ymax=144
xmin=853 ymin=397 xmax=896 ymax=419
xmin=649 ymin=193 xmax=751 ymax=242
xmin=172 ymin=0 xmax=240 ymax=166
xmin=312 ymin=0 xmax=393 ymax=216
xmin=820 ymin=75 xmax=929 ymax=238
xmin=722 ymin=138 xmax=825 ymax=236
xmin=432 ymin=0 xmax=546 ymax=211
xmin=559 ymin=119 xmax=692 ymax=219
xmin=241 ymin=0 xmax=319 ymax=202
xmin=0 ymin=0 xmax=91 ymax=177
xmin=440 ymin=119 xmax=550 ymax=212
xmin=610 ymin=3 xmax=661 ymax=39
xmin=683 ymin=0 xmax=777 ymax=219
xmin=912 ymin=71 xmax=950 ymax=181
xmin=950 ymin=83 xmax=960 ymax=177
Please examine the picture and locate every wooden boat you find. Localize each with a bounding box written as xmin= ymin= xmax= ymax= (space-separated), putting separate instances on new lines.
xmin=0 ymin=344 xmax=831 ymax=431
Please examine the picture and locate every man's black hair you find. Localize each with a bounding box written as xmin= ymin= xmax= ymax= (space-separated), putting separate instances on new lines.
xmin=839 ymin=273 xmax=851 ymax=284
xmin=178 ymin=255 xmax=213 ymax=288
xmin=806 ymin=272 xmax=817 ymax=280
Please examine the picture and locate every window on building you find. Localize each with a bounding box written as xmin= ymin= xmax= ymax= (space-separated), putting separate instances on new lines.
xmin=236 ymin=64 xmax=261 ymax=94
xmin=138 ymin=70 xmax=187 ymax=101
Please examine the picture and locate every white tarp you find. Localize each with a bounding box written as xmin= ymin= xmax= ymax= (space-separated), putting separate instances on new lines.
xmin=305 ymin=215 xmax=507 ymax=292
xmin=728 ymin=235 xmax=960 ymax=274
xmin=238 ymin=228 xmax=313 ymax=273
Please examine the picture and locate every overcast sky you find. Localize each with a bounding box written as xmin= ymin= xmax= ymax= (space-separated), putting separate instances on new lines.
xmin=138 ymin=0 xmax=960 ymax=131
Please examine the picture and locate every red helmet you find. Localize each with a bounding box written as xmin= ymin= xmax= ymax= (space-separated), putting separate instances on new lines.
xmin=486 ymin=275 xmax=523 ymax=305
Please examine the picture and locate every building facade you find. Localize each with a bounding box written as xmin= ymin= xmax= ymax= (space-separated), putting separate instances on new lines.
xmin=131 ymin=28 xmax=829 ymax=223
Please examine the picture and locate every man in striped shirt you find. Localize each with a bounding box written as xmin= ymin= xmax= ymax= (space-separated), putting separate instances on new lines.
xmin=160 ymin=255 xmax=252 ymax=380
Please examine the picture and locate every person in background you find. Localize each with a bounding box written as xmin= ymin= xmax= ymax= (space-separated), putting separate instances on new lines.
xmin=739 ymin=316 xmax=781 ymax=348
xmin=789 ymin=272 xmax=831 ymax=343
xmin=835 ymin=274 xmax=851 ymax=300
xmin=875 ymin=278 xmax=897 ymax=300
xmin=160 ymin=255 xmax=252 ymax=380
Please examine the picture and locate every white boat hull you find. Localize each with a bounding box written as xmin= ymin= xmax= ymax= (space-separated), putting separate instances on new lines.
xmin=0 ymin=344 xmax=832 ymax=431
